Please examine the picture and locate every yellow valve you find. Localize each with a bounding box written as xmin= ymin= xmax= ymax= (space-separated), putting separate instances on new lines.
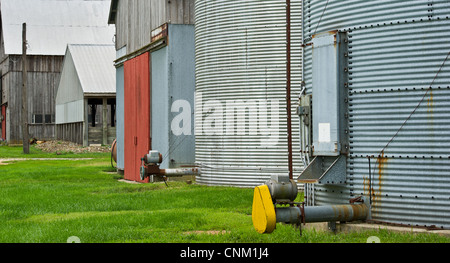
xmin=252 ymin=185 xmax=276 ymax=234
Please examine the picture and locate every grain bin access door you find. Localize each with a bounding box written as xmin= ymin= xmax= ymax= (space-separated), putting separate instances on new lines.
xmin=311 ymin=31 xmax=348 ymax=157
xmin=298 ymin=31 xmax=349 ymax=185
xmin=124 ymin=52 xmax=151 ymax=183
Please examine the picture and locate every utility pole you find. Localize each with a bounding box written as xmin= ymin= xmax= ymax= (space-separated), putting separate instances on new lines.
xmin=286 ymin=0 xmax=293 ymax=180
xmin=22 ymin=23 xmax=29 ymax=154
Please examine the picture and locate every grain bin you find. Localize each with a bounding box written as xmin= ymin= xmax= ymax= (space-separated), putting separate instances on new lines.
xmin=194 ymin=0 xmax=303 ymax=187
xmin=297 ymin=0 xmax=450 ymax=230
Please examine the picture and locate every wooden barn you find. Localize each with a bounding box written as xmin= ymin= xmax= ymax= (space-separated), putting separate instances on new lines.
xmin=55 ymin=44 xmax=116 ymax=146
xmin=108 ymin=0 xmax=196 ymax=181
xmin=0 ymin=0 xmax=115 ymax=144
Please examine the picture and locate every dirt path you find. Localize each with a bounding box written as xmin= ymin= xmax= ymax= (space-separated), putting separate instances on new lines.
xmin=0 ymin=158 xmax=93 ymax=166
xmin=0 ymin=141 xmax=109 ymax=166
xmin=34 ymin=141 xmax=111 ymax=154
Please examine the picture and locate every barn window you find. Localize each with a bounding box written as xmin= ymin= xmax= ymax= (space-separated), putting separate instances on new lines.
xmin=32 ymin=114 xmax=43 ymax=124
xmin=44 ymin=114 xmax=54 ymax=124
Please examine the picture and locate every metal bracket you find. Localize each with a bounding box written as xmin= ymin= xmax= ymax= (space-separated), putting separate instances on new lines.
xmin=328 ymin=221 xmax=337 ymax=233
xmin=297 ymin=155 xmax=346 ymax=184
xmin=297 ymin=94 xmax=312 ymax=126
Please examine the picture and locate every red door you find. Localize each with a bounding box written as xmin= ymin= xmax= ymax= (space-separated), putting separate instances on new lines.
xmin=1 ymin=105 xmax=6 ymax=140
xmin=124 ymin=52 xmax=151 ymax=183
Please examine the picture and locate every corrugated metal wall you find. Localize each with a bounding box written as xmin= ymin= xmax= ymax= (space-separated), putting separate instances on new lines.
xmin=303 ymin=0 xmax=450 ymax=229
xmin=151 ymin=24 xmax=196 ymax=169
xmin=194 ymin=0 xmax=303 ymax=187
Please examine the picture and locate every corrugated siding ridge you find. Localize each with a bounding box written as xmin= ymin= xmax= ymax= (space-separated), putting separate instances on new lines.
xmin=195 ymin=0 xmax=303 ymax=188
xmin=303 ymin=0 xmax=450 ymax=229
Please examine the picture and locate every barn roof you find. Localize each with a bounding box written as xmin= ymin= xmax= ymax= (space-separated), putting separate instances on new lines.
xmin=66 ymin=44 xmax=116 ymax=95
xmin=0 ymin=0 xmax=115 ymax=55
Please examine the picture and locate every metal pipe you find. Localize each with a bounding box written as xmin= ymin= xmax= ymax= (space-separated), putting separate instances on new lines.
xmin=368 ymin=156 xmax=372 ymax=205
xmin=286 ymin=0 xmax=293 ymax=180
xmin=22 ymin=23 xmax=30 ymax=154
xmin=275 ymin=203 xmax=369 ymax=225
xmin=252 ymin=180 xmax=370 ymax=234
xmin=160 ymin=168 xmax=200 ymax=177
xmin=140 ymin=150 xmax=199 ymax=180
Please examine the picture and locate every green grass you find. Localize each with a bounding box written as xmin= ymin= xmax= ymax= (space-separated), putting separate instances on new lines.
xmin=0 ymin=145 xmax=449 ymax=243
xmin=0 ymin=144 xmax=109 ymax=159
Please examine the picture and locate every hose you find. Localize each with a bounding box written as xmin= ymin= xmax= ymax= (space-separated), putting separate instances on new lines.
xmin=110 ymin=139 xmax=117 ymax=168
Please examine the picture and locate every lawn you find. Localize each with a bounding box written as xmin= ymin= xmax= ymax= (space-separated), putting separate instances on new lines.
xmin=0 ymin=145 xmax=449 ymax=244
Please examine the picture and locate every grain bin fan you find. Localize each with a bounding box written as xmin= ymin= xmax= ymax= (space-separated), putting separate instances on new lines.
xmin=252 ymin=175 xmax=370 ymax=233
xmin=252 ymin=31 xmax=372 ymax=233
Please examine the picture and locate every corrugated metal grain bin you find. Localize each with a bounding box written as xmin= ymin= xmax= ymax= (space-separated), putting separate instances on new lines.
xmin=194 ymin=0 xmax=303 ymax=187
xmin=301 ymin=0 xmax=450 ymax=229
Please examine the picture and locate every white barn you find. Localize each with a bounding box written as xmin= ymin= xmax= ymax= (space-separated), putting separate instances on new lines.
xmin=55 ymin=44 xmax=116 ymax=146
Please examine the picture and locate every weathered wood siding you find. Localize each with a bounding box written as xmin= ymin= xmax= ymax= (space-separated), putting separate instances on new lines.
xmin=114 ymin=0 xmax=195 ymax=54
xmin=56 ymin=122 xmax=84 ymax=145
xmin=8 ymin=55 xmax=63 ymax=73
xmin=0 ymin=29 xmax=7 ymax=66
xmin=29 ymin=124 xmax=56 ymax=141
xmin=89 ymin=126 xmax=116 ymax=145
xmin=0 ymin=73 xmax=7 ymax=105
xmin=1 ymin=31 xmax=9 ymax=104
xmin=4 ymin=55 xmax=63 ymax=143
xmin=56 ymin=122 xmax=116 ymax=146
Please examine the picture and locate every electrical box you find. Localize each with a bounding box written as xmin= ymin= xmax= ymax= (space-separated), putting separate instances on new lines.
xmin=298 ymin=94 xmax=311 ymax=127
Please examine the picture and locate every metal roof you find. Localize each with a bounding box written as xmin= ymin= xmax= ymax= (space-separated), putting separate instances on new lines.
xmin=1 ymin=0 xmax=115 ymax=55
xmin=67 ymin=44 xmax=116 ymax=95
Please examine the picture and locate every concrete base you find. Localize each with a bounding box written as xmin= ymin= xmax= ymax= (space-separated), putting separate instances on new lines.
xmin=118 ymin=179 xmax=142 ymax=184
xmin=117 ymin=175 xmax=195 ymax=184
xmin=165 ymin=175 xmax=195 ymax=183
xmin=301 ymin=221 xmax=450 ymax=238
